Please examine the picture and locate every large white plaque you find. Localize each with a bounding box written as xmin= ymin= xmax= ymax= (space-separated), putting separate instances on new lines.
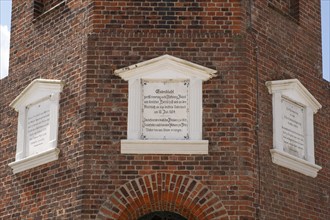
xmin=141 ymin=79 xmax=189 ymax=140
xmin=26 ymin=98 xmax=51 ymax=156
xmin=281 ymin=98 xmax=305 ymax=159
xmin=116 ymin=55 xmax=216 ymax=154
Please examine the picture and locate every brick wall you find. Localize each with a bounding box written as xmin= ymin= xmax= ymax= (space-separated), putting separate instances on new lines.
xmin=267 ymin=0 xmax=299 ymax=21
xmin=251 ymin=0 xmax=329 ymax=219
xmin=0 ymin=0 xmax=329 ymax=220
xmin=33 ymin=0 xmax=66 ymax=17
xmin=0 ymin=0 xmax=92 ymax=219
xmin=91 ymin=0 xmax=243 ymax=33
xmin=84 ymin=1 xmax=258 ymax=219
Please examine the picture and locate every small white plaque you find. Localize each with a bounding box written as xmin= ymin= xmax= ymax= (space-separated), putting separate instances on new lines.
xmin=266 ymin=79 xmax=322 ymax=177
xmin=26 ymin=98 xmax=51 ymax=156
xmin=141 ymin=79 xmax=189 ymax=140
xmin=281 ymin=98 xmax=305 ymax=159
xmin=9 ymin=79 xmax=63 ymax=173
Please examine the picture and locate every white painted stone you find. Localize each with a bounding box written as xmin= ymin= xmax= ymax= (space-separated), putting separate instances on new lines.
xmin=141 ymin=79 xmax=189 ymax=140
xmin=281 ymin=98 xmax=305 ymax=159
xmin=270 ymin=149 xmax=321 ymax=178
xmin=8 ymin=148 xmax=60 ymax=174
xmin=121 ymin=140 xmax=208 ymax=154
xmin=26 ymin=98 xmax=52 ymax=157
xmin=115 ymin=55 xmax=216 ymax=154
xmin=115 ymin=54 xmax=216 ymax=81
xmin=9 ymin=79 xmax=64 ymax=173
xmin=266 ymin=79 xmax=322 ymax=177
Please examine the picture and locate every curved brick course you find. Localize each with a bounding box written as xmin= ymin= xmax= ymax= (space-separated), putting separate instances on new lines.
xmin=1 ymin=1 xmax=329 ymax=219
xmin=97 ymin=173 xmax=228 ymax=220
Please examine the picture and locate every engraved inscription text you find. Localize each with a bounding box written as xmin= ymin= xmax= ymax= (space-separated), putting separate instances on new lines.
xmin=281 ymin=98 xmax=305 ymax=159
xmin=26 ymin=99 xmax=51 ymax=156
xmin=142 ymin=79 xmax=189 ymax=140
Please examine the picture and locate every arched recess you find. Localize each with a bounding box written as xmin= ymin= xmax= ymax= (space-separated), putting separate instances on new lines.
xmin=96 ymin=173 xmax=228 ymax=220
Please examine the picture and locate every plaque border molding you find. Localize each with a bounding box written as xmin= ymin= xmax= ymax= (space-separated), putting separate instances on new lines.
xmin=266 ymin=79 xmax=322 ymax=177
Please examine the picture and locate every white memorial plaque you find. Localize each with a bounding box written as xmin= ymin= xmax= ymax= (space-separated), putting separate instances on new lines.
xmin=281 ymin=98 xmax=305 ymax=159
xmin=141 ymin=79 xmax=189 ymax=140
xmin=26 ymin=98 xmax=51 ymax=156
xmin=266 ymin=79 xmax=322 ymax=177
xmin=8 ymin=79 xmax=63 ymax=173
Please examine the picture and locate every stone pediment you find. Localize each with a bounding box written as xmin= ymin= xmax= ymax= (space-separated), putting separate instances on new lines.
xmin=266 ymin=79 xmax=321 ymax=113
xmin=10 ymin=79 xmax=64 ymax=111
xmin=114 ymin=54 xmax=216 ymax=81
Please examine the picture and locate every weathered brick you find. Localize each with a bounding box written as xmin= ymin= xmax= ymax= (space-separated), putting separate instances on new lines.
xmin=0 ymin=0 xmax=329 ymax=219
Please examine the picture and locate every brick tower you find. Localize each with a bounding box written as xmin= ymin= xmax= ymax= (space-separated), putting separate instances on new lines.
xmin=0 ymin=0 xmax=329 ymax=219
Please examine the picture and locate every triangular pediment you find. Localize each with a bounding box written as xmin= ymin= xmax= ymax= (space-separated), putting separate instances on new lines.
xmin=114 ymin=55 xmax=217 ymax=81
xmin=266 ymin=79 xmax=321 ymax=113
xmin=10 ymin=79 xmax=64 ymax=111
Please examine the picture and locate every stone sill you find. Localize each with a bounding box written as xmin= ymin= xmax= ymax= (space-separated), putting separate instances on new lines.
xmin=121 ymin=140 xmax=208 ymax=154
xmin=9 ymin=148 xmax=60 ymax=174
xmin=270 ymin=149 xmax=322 ymax=178
xmin=33 ymin=0 xmax=67 ymax=22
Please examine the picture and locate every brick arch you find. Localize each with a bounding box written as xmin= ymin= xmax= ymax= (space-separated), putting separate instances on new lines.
xmin=97 ymin=173 xmax=228 ymax=220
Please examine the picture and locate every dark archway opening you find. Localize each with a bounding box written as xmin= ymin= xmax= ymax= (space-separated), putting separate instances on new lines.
xmin=138 ymin=211 xmax=187 ymax=220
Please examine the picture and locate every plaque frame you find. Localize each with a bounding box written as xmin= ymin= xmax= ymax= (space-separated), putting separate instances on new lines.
xmin=9 ymin=79 xmax=64 ymax=173
xmin=266 ymin=79 xmax=322 ymax=177
xmin=115 ymin=55 xmax=216 ymax=154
